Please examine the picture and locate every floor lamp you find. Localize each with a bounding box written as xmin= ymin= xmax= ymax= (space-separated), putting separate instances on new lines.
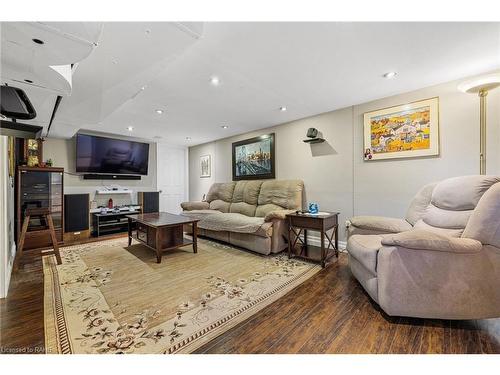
xmin=458 ymin=74 xmax=500 ymax=175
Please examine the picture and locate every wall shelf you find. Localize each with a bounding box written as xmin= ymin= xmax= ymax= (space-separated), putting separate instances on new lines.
xmin=303 ymin=138 xmax=325 ymax=144
xmin=96 ymin=189 xmax=132 ymax=195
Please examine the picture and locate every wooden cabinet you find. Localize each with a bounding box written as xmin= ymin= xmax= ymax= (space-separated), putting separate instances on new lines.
xmin=17 ymin=166 xmax=64 ymax=250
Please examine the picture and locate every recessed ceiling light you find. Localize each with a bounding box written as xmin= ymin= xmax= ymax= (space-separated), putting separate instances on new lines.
xmin=185 ymin=137 xmax=192 ymax=141
xmin=112 ymin=59 xmax=118 ymax=65
xmin=141 ymin=86 xmax=146 ymax=91
xmin=383 ymin=71 xmax=397 ymax=79
xmin=24 ymin=79 xmax=33 ymax=83
xmin=221 ymin=125 xmax=229 ymax=129
xmin=127 ymin=126 xmax=134 ymax=132
xmin=32 ymin=38 xmax=44 ymax=45
xmin=155 ymin=109 xmax=164 ymax=114
xmin=279 ymin=106 xmax=287 ymax=112
xmin=210 ymin=76 xmax=220 ymax=86
xmin=145 ymin=29 xmax=151 ymax=35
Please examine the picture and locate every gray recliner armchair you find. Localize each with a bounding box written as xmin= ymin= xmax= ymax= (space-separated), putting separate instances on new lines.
xmin=346 ymin=175 xmax=500 ymax=320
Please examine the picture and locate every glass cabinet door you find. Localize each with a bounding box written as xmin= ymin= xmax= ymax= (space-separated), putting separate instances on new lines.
xmin=50 ymin=171 xmax=63 ymax=229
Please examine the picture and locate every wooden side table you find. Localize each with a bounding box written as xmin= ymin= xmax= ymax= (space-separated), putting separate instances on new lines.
xmin=286 ymin=212 xmax=339 ymax=268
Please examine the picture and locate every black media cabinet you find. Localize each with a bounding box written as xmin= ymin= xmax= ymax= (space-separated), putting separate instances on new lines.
xmin=92 ymin=210 xmax=141 ymax=237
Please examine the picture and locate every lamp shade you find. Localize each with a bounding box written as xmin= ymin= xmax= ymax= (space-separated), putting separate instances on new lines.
xmin=458 ymin=74 xmax=500 ymax=94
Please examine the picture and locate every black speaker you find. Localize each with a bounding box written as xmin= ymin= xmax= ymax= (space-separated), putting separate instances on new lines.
xmin=138 ymin=192 xmax=159 ymax=213
xmin=64 ymin=194 xmax=90 ymax=232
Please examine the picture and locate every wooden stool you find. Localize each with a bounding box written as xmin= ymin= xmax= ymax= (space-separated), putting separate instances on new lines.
xmin=14 ymin=207 xmax=62 ymax=270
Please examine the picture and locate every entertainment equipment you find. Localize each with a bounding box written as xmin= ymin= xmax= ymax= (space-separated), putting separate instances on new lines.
xmin=83 ymin=174 xmax=141 ymax=180
xmin=1 ymin=85 xmax=37 ymax=120
xmin=76 ymin=133 xmax=149 ymax=176
xmin=17 ymin=166 xmax=64 ymax=250
xmin=64 ymin=194 xmax=90 ymax=242
xmin=138 ymin=191 xmax=160 ymax=213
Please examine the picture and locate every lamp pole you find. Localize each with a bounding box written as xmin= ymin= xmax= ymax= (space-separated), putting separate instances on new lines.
xmin=479 ymin=89 xmax=488 ymax=175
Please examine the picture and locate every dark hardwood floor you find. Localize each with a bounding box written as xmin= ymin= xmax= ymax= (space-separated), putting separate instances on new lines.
xmin=1 ymin=242 xmax=499 ymax=354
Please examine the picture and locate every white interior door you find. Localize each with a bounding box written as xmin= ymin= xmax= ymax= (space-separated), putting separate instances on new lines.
xmin=156 ymin=144 xmax=188 ymax=214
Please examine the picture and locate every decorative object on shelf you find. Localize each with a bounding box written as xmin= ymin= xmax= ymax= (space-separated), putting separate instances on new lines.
xmin=200 ymin=154 xmax=211 ymax=178
xmin=458 ymin=74 xmax=500 ymax=175
xmin=232 ymin=133 xmax=275 ymax=180
xmin=363 ymin=97 xmax=440 ymax=161
xmin=25 ymin=138 xmax=43 ymax=167
xmin=308 ymin=202 xmax=319 ymax=214
xmin=303 ymin=127 xmax=325 ymax=144
xmin=46 ymin=158 xmax=53 ymax=167
xmin=108 ymin=198 xmax=113 ymax=209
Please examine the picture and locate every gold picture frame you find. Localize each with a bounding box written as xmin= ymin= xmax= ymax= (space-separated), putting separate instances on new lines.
xmin=8 ymin=136 xmax=15 ymax=177
xmin=363 ymin=97 xmax=440 ymax=161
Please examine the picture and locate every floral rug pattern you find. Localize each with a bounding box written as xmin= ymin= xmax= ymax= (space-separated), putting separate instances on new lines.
xmin=44 ymin=238 xmax=319 ymax=354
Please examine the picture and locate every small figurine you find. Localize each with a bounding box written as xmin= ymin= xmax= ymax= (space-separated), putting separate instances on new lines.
xmin=46 ymin=158 xmax=53 ymax=167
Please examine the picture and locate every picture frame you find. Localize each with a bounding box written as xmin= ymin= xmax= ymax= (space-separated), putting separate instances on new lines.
xmin=200 ymin=154 xmax=211 ymax=178
xmin=363 ymin=97 xmax=440 ymax=161
xmin=232 ymin=133 xmax=275 ymax=181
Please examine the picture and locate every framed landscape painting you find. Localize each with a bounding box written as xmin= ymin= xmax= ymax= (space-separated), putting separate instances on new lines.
xmin=363 ymin=97 xmax=440 ymax=161
xmin=232 ymin=133 xmax=275 ymax=180
xmin=200 ymin=155 xmax=211 ymax=178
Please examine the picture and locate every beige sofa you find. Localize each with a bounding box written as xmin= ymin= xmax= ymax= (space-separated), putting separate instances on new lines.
xmin=347 ymin=175 xmax=500 ymax=319
xmin=181 ymin=180 xmax=304 ymax=255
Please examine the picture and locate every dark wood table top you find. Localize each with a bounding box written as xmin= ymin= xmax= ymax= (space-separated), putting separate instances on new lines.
xmin=126 ymin=212 xmax=199 ymax=227
xmin=286 ymin=211 xmax=339 ymax=219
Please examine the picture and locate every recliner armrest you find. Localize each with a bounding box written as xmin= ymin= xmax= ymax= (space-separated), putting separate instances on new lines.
xmin=264 ymin=209 xmax=296 ymax=222
xmin=381 ymin=229 xmax=482 ymax=254
xmin=348 ymin=216 xmax=412 ymax=233
xmin=180 ymin=201 xmax=210 ymax=211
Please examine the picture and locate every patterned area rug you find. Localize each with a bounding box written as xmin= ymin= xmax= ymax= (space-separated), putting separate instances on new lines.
xmin=43 ymin=237 xmax=320 ymax=354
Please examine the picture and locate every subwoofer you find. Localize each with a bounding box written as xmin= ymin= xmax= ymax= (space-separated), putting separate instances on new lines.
xmin=64 ymin=193 xmax=90 ymax=242
xmin=138 ymin=191 xmax=159 ymax=213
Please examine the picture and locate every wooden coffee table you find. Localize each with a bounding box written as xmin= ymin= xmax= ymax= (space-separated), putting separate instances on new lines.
xmin=126 ymin=212 xmax=199 ymax=263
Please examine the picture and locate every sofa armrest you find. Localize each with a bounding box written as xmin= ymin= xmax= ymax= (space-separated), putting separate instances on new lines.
xmin=264 ymin=209 xmax=296 ymax=222
xmin=348 ymin=216 xmax=412 ymax=234
xmin=180 ymin=201 xmax=210 ymax=211
xmin=381 ymin=229 xmax=482 ymax=254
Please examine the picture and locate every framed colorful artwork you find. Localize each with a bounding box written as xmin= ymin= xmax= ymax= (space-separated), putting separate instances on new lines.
xmin=200 ymin=154 xmax=211 ymax=178
xmin=363 ymin=97 xmax=440 ymax=161
xmin=232 ymin=133 xmax=275 ymax=180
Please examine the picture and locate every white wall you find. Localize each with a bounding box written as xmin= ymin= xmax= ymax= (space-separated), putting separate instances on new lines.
xmin=188 ymin=71 xmax=500 ymax=242
xmin=0 ymin=136 xmax=16 ymax=298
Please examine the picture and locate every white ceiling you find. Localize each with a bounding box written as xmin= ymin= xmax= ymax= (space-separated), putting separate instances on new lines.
xmin=2 ymin=22 xmax=500 ymax=145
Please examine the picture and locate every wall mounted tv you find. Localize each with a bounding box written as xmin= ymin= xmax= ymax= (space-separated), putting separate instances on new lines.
xmin=76 ymin=134 xmax=149 ymax=176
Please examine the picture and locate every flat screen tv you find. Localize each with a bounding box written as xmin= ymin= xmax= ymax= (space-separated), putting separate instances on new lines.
xmin=76 ymin=134 xmax=149 ymax=175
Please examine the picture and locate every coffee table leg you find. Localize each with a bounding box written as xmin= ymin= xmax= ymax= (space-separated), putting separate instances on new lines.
xmin=156 ymin=229 xmax=162 ymax=263
xmin=128 ymin=218 xmax=132 ymax=246
xmin=192 ymin=222 xmax=198 ymax=253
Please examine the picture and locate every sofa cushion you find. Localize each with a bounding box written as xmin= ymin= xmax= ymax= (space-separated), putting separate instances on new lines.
xmin=209 ymin=199 xmax=231 ymax=213
xmin=255 ymin=179 xmax=303 ymax=217
xmin=198 ymin=212 xmax=273 ymax=237
xmin=181 ymin=209 xmax=221 ymax=220
xmin=463 ymin=182 xmax=500 ymax=247
xmin=405 ymin=182 xmax=437 ymax=225
xmin=206 ymin=182 xmax=236 ymax=203
xmin=232 ymin=180 xmax=263 ymax=205
xmin=347 ymin=234 xmax=384 ymax=275
xmin=431 ymin=175 xmax=500 ymax=211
